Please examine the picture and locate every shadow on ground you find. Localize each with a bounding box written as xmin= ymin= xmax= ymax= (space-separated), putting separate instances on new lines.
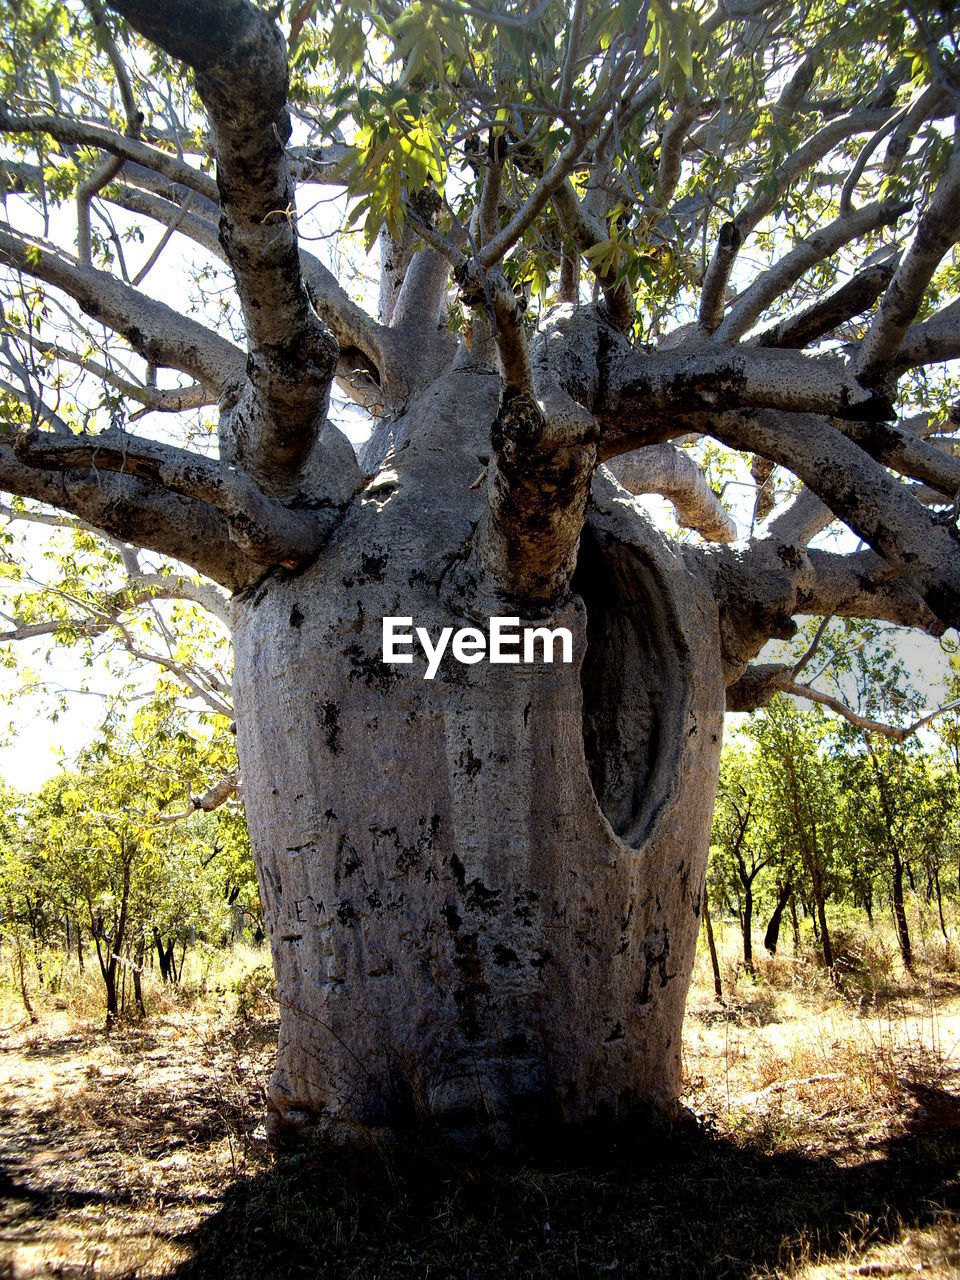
xmin=168 ymin=1094 xmax=960 ymax=1279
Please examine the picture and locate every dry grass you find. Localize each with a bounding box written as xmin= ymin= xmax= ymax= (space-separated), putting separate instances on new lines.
xmin=0 ymin=925 xmax=959 ymax=1278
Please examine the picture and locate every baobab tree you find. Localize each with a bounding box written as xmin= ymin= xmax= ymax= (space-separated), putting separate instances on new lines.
xmin=1 ymin=0 xmax=959 ymax=1143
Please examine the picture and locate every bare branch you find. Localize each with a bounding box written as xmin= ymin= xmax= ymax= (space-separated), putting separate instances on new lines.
xmin=455 ymin=260 xmax=532 ymax=396
xmin=699 ymin=221 xmax=741 ymax=335
xmin=713 ymin=199 xmax=911 ymax=344
xmin=552 ymin=179 xmax=634 ymax=333
xmin=726 ymin=661 xmax=960 ymax=741
xmin=605 ymin=445 xmax=736 ymax=542
xmin=105 ymin=184 xmax=224 ymax=262
xmin=596 ymin=346 xmax=892 ymax=456
xmin=105 ymin=0 xmax=341 ymax=488
xmin=155 ymin=771 xmax=239 ymax=823
xmin=762 ymin=487 xmax=833 ymax=546
xmin=836 ymin=416 xmax=960 ymax=496
xmin=0 ymin=326 xmax=212 ymax=415
xmin=893 ymin=299 xmax=960 ymax=371
xmin=0 ymin=106 xmax=218 ymax=202
xmin=697 ymin=108 xmax=897 ymax=328
xmin=0 ymin=442 xmax=255 ymax=590
xmin=657 ymin=94 xmax=696 ymax=206
xmin=14 ymin=426 xmax=333 ymax=567
xmin=753 ymin=259 xmax=898 ymax=349
xmin=856 ymin=140 xmax=960 ymax=385
xmin=0 ymin=226 xmax=245 ymax=392
xmin=557 ymin=0 xmax=586 ymax=112
xmin=707 ymin=408 xmax=960 ymax=628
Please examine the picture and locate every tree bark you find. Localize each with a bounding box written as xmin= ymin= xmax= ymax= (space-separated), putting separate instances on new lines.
xmin=702 ymin=887 xmax=723 ymax=1001
xmin=891 ymin=846 xmax=913 ymax=973
xmin=233 ymin=371 xmax=725 ymax=1144
xmin=764 ymin=880 xmax=792 ymax=955
xmin=742 ymin=883 xmax=754 ymax=973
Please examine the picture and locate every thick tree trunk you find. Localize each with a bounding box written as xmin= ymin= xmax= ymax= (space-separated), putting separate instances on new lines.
xmin=232 ymin=370 xmax=725 ymax=1145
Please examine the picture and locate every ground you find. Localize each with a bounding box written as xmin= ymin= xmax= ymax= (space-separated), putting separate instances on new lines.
xmin=1 ymin=938 xmax=960 ymax=1279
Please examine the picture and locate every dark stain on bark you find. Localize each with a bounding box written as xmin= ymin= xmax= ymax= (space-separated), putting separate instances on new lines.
xmin=513 ymin=890 xmax=539 ymax=925
xmin=360 ymin=552 xmax=388 ymax=583
xmin=453 ymin=933 xmax=489 ymax=1041
xmin=289 ymin=604 xmax=304 ymax=628
xmin=336 ymin=899 xmax=358 ymax=925
xmin=344 ymin=642 xmax=393 ymax=689
xmin=320 ymin=700 xmax=342 ymax=754
xmin=638 ymin=932 xmax=672 ymax=1005
xmin=502 ymin=1032 xmax=529 ymax=1056
xmin=443 ymin=902 xmax=462 ymax=931
xmin=449 ymin=853 xmax=502 ymax=914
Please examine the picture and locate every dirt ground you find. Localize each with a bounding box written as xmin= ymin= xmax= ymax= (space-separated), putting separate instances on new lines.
xmin=1 ymin=967 xmax=960 ymax=1279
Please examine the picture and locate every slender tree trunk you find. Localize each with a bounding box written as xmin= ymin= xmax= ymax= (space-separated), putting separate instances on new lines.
xmin=105 ymin=961 xmax=119 ymax=1027
xmin=892 ymin=846 xmax=913 ymax=972
xmin=13 ymin=933 xmax=36 ymax=1023
xmin=233 ymin=399 xmax=726 ymax=1144
xmin=764 ymin=879 xmax=792 ymax=955
xmin=790 ymin=894 xmax=800 ymax=952
xmin=807 ymin=862 xmax=834 ymax=975
xmin=76 ymin=919 xmax=84 ymax=974
xmin=742 ymin=885 xmax=754 ymax=973
xmin=933 ymin=864 xmax=948 ymax=943
xmin=132 ymin=943 xmax=146 ymax=1018
xmin=702 ymin=886 xmax=723 ymax=1000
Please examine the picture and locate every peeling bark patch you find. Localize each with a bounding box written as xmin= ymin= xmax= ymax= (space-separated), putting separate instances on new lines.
xmin=513 ymin=890 xmax=539 ymax=925
xmin=344 ymin=642 xmax=393 ymax=688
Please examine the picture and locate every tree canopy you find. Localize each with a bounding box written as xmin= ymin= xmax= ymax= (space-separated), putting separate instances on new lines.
xmin=0 ymin=0 xmax=957 ymax=725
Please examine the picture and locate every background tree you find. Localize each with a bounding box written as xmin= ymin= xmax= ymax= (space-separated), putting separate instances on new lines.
xmin=26 ymin=701 xmax=244 ymax=1023
xmin=744 ymin=700 xmax=846 ymax=975
xmin=1 ymin=0 xmax=959 ymax=1141
xmin=710 ymin=742 xmax=773 ymax=973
